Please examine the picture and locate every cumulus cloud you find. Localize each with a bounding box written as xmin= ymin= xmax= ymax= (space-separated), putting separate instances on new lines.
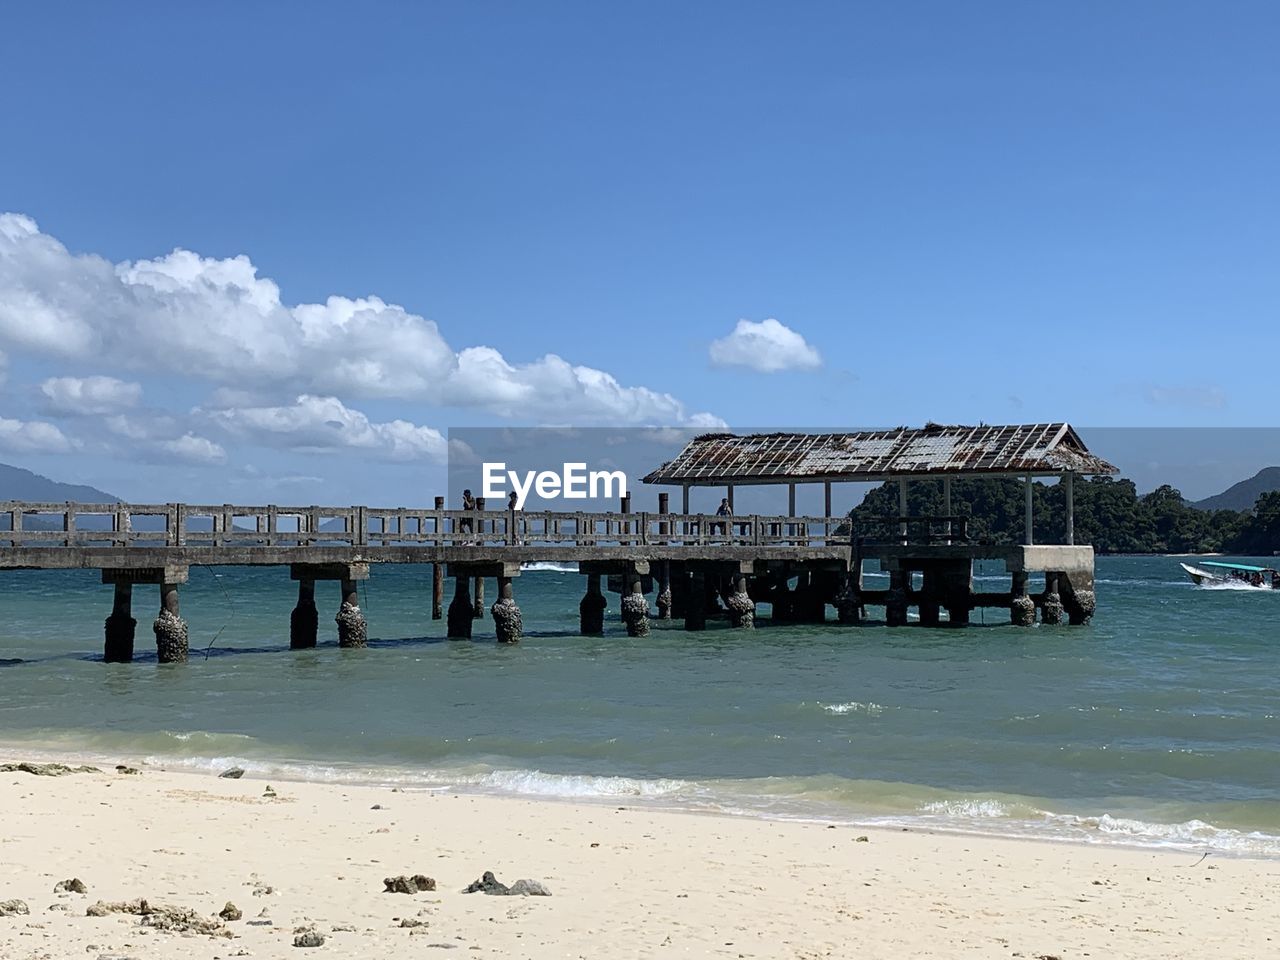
xmin=0 ymin=416 xmax=78 ymax=453
xmin=98 ymin=411 xmax=225 ymax=464
xmin=160 ymin=433 xmax=227 ymax=465
xmin=40 ymin=375 xmax=142 ymax=415
xmin=209 ymin=395 xmax=448 ymax=462
xmin=709 ymin=318 xmax=821 ymax=373
xmin=0 ymin=213 xmax=716 ymax=424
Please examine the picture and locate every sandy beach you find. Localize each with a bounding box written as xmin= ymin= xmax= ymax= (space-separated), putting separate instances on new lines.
xmin=1 ymin=756 xmax=1275 ymax=960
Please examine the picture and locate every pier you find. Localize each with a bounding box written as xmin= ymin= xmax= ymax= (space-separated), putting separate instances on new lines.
xmin=0 ymin=423 xmax=1115 ymax=662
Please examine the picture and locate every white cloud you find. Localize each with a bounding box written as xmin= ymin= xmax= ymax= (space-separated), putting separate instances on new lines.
xmin=104 ymin=412 xmax=177 ymax=441
xmin=709 ymin=318 xmax=822 ymax=373
xmin=0 ymin=213 xmax=715 ymax=424
xmin=160 ymin=434 xmax=227 ymax=465
xmin=97 ymin=411 xmax=225 ymax=465
xmin=209 ymin=395 xmax=448 ymax=462
xmin=40 ymin=375 xmax=142 ymax=415
xmin=0 ymin=416 xmax=78 ymax=453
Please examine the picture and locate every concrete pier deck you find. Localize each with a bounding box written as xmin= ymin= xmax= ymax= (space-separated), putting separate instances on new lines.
xmin=1 ymin=500 xmax=1097 ymax=662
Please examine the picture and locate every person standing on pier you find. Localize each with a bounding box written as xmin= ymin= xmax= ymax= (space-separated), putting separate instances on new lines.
xmin=714 ymin=497 xmax=732 ymax=536
xmin=507 ymin=490 xmax=521 ymax=545
xmin=460 ymin=489 xmax=476 ymax=536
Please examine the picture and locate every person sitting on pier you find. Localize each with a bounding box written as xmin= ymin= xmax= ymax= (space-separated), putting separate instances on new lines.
xmin=713 ymin=497 xmax=732 ymax=535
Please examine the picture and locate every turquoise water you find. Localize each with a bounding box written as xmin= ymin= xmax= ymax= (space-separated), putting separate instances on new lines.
xmin=2 ymin=557 xmax=1278 ymax=856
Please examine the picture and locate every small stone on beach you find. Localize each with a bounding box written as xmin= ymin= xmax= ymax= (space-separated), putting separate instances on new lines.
xmin=219 ymin=767 xmax=246 ymax=779
xmin=0 ymin=762 xmax=98 ymax=776
xmin=114 ymin=765 xmax=139 ymax=775
xmin=508 ymin=879 xmax=551 ymax=897
xmin=384 ymin=875 xmax=436 ymax=894
xmin=463 ymin=871 xmax=550 ymax=896
xmin=293 ymin=928 xmax=326 ymax=947
xmin=54 ymin=878 xmax=88 ymax=894
xmin=219 ymin=901 xmax=242 ymax=921
xmin=0 ymin=899 xmax=30 ymax=916
xmin=464 ymin=871 xmax=509 ymax=895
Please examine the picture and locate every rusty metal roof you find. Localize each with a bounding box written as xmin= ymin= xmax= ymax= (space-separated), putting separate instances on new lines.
xmin=642 ymin=423 xmax=1118 ymax=485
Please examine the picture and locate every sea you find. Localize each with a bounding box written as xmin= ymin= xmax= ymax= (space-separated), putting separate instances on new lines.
xmin=2 ymin=556 xmax=1278 ymax=858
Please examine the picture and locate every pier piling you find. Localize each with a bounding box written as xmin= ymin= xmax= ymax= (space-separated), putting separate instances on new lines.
xmin=491 ymin=576 xmax=522 ymax=643
xmin=684 ymin=570 xmax=707 ymax=631
xmin=1010 ymin=572 xmax=1035 ymax=627
xmin=103 ymin=580 xmax=135 ymax=663
xmin=290 ymin=578 xmax=318 ymax=649
xmin=579 ymin=574 xmax=606 ymax=635
xmin=834 ymin=572 xmax=861 ymax=625
xmin=621 ymin=574 xmax=650 ymax=637
xmin=656 ymin=561 xmax=672 ymax=620
xmin=1041 ymin=572 xmax=1065 ymax=625
xmin=726 ymin=572 xmax=755 ymax=629
xmin=432 ymin=498 xmax=445 ymax=619
xmin=336 ymin=578 xmax=367 ymax=648
xmin=1061 ymin=572 xmax=1096 ymax=625
xmin=432 ymin=563 xmax=444 ymax=620
xmin=447 ymin=575 xmax=473 ymax=639
xmin=886 ymin=571 xmax=909 ymax=627
xmin=154 ymin=580 xmax=189 ymax=664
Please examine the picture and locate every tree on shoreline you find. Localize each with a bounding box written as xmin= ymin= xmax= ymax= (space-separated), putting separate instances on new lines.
xmin=849 ymin=477 xmax=1268 ymax=555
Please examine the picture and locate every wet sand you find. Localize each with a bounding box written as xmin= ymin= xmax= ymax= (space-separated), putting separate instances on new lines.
xmin=1 ymin=756 xmax=1276 ymax=959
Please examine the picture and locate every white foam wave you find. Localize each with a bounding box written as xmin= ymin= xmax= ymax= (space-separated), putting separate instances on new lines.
xmin=521 ymin=562 xmax=578 ymax=573
xmin=456 ymin=768 xmax=690 ymax=798
xmin=1199 ymin=580 xmax=1274 ymax=592
xmin=919 ymin=798 xmax=1012 ymax=818
xmin=865 ymin=798 xmax=1280 ymax=858
xmin=822 ymin=701 xmax=884 ymax=716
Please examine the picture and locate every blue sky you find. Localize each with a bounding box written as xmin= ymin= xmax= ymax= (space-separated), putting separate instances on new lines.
xmin=1 ymin=2 xmax=1277 ymax=503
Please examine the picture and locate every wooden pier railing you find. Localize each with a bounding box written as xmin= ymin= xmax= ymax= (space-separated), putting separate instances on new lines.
xmin=0 ymin=501 xmax=856 ymax=550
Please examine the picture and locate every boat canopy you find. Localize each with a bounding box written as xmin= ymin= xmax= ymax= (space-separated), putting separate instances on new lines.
xmin=1203 ymin=561 xmax=1272 ymax=573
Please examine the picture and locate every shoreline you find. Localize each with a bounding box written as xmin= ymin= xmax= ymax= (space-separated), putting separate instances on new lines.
xmin=2 ymin=751 xmax=1277 ymax=959
xmin=5 ymin=740 xmax=1280 ymax=863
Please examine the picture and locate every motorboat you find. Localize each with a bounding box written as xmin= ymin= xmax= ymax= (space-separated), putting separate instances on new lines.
xmin=1180 ymin=560 xmax=1280 ymax=589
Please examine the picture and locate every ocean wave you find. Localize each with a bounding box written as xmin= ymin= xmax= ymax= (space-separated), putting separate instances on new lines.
xmin=919 ymin=798 xmax=1021 ymax=818
xmin=821 ymin=701 xmax=884 ymax=716
xmin=863 ymin=797 xmax=1280 ymax=858
xmin=521 ymin=562 xmax=579 ymax=573
xmin=11 ymin=739 xmax=1280 ymax=859
xmin=451 ymin=767 xmax=690 ymax=798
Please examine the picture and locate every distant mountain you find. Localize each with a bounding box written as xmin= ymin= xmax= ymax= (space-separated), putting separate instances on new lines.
xmin=1192 ymin=467 xmax=1280 ymax=513
xmin=0 ymin=463 xmax=119 ymax=503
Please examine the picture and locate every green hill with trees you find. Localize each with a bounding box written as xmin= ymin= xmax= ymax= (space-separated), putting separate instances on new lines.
xmin=850 ymin=476 xmax=1279 ymax=555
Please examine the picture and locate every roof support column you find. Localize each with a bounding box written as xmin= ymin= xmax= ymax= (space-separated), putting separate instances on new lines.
xmin=823 ymin=481 xmax=832 ymax=541
xmin=788 ymin=483 xmax=797 ymax=543
xmin=1024 ymin=474 xmax=1034 ymax=546
xmin=943 ymin=477 xmax=953 ymax=545
xmin=727 ymin=484 xmax=735 ymax=511
xmin=1064 ymin=472 xmax=1075 ymax=546
xmin=682 ymin=484 xmax=690 ymax=540
xmin=898 ymin=478 xmax=908 ymax=545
